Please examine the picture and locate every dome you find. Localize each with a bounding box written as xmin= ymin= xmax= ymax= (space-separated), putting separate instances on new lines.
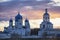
xmin=44 ymin=9 xmax=49 ymax=16
xmin=9 ymin=18 xmax=13 ymax=22
xmin=25 ymin=18 xmax=29 ymax=22
xmin=15 ymin=13 xmax=22 ymax=20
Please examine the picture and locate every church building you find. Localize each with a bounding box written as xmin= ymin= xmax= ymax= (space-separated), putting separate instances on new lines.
xmin=4 ymin=12 xmax=31 ymax=36
xmin=38 ymin=9 xmax=60 ymax=37
xmin=40 ymin=9 xmax=53 ymax=30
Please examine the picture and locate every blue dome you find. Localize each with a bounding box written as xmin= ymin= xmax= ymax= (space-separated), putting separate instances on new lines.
xmin=25 ymin=18 xmax=29 ymax=22
xmin=15 ymin=13 xmax=22 ymax=20
xmin=9 ymin=19 xmax=13 ymax=22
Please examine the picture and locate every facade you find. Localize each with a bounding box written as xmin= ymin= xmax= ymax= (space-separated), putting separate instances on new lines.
xmin=4 ymin=12 xmax=31 ymax=36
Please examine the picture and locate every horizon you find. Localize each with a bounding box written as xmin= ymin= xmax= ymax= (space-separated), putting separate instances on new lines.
xmin=0 ymin=0 xmax=60 ymax=31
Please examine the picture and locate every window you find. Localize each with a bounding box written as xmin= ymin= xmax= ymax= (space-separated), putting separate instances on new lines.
xmin=43 ymin=25 xmax=45 ymax=29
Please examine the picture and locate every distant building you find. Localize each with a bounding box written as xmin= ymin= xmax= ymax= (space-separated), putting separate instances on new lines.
xmin=38 ymin=9 xmax=60 ymax=37
xmin=40 ymin=9 xmax=53 ymax=30
xmin=0 ymin=9 xmax=60 ymax=38
xmin=4 ymin=12 xmax=31 ymax=36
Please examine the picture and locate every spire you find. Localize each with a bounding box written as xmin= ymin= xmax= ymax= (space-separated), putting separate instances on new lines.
xmin=17 ymin=11 xmax=22 ymax=16
xmin=44 ymin=8 xmax=49 ymax=15
xmin=43 ymin=9 xmax=50 ymax=22
xmin=45 ymin=8 xmax=48 ymax=13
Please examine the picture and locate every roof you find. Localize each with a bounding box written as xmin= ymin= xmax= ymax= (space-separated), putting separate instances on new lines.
xmin=9 ymin=19 xmax=13 ymax=22
xmin=25 ymin=18 xmax=29 ymax=22
xmin=15 ymin=13 xmax=22 ymax=20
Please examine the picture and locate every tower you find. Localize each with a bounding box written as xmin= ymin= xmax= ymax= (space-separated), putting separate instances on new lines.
xmin=9 ymin=18 xmax=13 ymax=28
xmin=40 ymin=9 xmax=53 ymax=30
xmin=25 ymin=18 xmax=30 ymax=28
xmin=38 ymin=9 xmax=53 ymax=36
xmin=43 ymin=9 xmax=50 ymax=22
xmin=15 ymin=12 xmax=23 ymax=28
xmin=25 ymin=18 xmax=30 ymax=35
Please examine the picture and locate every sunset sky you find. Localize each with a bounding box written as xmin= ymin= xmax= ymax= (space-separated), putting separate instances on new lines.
xmin=0 ymin=0 xmax=60 ymax=31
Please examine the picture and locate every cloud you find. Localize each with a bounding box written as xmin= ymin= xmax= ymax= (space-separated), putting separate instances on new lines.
xmin=48 ymin=0 xmax=60 ymax=6
xmin=0 ymin=0 xmax=52 ymax=12
xmin=0 ymin=0 xmax=12 ymax=2
xmin=0 ymin=0 xmax=60 ymax=21
xmin=0 ymin=1 xmax=52 ymax=12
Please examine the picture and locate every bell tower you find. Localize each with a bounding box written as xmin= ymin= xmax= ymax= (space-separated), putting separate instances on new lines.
xmin=40 ymin=9 xmax=53 ymax=30
xmin=43 ymin=9 xmax=50 ymax=22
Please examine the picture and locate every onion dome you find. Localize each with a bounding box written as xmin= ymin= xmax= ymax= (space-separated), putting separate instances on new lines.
xmin=9 ymin=18 xmax=13 ymax=22
xmin=25 ymin=18 xmax=29 ymax=22
xmin=15 ymin=12 xmax=22 ymax=20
